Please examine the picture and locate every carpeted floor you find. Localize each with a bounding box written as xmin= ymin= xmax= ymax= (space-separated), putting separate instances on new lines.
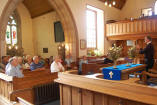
xmin=42 ymin=100 xmax=60 ymax=105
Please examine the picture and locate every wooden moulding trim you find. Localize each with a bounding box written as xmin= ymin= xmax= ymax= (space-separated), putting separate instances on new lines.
xmin=55 ymin=73 xmax=157 ymax=105
xmin=106 ymin=16 xmax=157 ymax=24
xmin=107 ymin=33 xmax=157 ymax=40
xmin=17 ymin=97 xmax=33 ymax=105
xmin=121 ymin=64 xmax=146 ymax=73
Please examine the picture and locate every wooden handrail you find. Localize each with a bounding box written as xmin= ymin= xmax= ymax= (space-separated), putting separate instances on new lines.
xmin=17 ymin=97 xmax=34 ymax=105
xmin=10 ymin=88 xmax=32 ymax=101
xmin=0 ymin=73 xmax=13 ymax=82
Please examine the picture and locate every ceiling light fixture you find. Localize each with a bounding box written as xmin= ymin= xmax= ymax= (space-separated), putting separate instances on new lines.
xmin=113 ymin=1 xmax=116 ymax=5
xmin=104 ymin=0 xmax=116 ymax=7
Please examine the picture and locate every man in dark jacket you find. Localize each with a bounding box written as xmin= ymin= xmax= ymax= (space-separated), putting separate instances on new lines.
xmin=137 ymin=36 xmax=154 ymax=72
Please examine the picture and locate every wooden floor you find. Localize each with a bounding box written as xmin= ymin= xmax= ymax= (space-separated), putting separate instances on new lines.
xmin=42 ymin=100 xmax=60 ymax=105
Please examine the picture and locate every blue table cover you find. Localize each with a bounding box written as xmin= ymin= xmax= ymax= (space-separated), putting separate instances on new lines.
xmin=102 ymin=64 xmax=142 ymax=80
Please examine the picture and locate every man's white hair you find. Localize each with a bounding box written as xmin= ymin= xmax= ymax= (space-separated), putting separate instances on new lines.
xmin=9 ymin=56 xmax=18 ymax=63
xmin=33 ymin=56 xmax=38 ymax=61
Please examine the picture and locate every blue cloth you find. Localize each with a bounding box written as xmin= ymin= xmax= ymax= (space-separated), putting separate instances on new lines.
xmin=102 ymin=64 xmax=142 ymax=80
xmin=30 ymin=62 xmax=43 ymax=71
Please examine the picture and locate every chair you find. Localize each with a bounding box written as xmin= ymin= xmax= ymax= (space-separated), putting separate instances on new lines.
xmin=142 ymin=70 xmax=157 ymax=84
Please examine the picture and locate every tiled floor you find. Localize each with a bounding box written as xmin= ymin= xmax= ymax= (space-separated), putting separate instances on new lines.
xmin=42 ymin=100 xmax=60 ymax=105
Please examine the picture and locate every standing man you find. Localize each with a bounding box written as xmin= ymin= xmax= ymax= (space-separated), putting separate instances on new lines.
xmin=136 ymin=36 xmax=154 ymax=72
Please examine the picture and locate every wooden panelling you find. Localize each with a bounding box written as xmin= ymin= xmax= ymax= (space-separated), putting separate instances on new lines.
xmin=62 ymin=85 xmax=72 ymax=105
xmin=56 ymin=74 xmax=152 ymax=105
xmin=56 ymin=73 xmax=157 ymax=105
xmin=71 ymin=87 xmax=81 ymax=105
xmin=106 ymin=18 xmax=157 ymax=40
xmin=82 ymin=90 xmax=93 ymax=105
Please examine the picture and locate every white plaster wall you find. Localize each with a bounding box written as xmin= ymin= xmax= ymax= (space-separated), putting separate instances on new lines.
xmin=32 ymin=12 xmax=59 ymax=58
xmin=120 ymin=0 xmax=156 ymax=19
xmin=16 ymin=3 xmax=35 ymax=55
xmin=65 ymin=0 xmax=121 ymax=56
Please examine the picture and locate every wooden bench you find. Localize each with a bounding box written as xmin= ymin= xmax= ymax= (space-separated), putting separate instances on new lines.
xmin=0 ymin=69 xmax=59 ymax=105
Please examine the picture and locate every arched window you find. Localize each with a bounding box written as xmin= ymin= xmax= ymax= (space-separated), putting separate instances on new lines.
xmin=5 ymin=11 xmax=23 ymax=56
xmin=6 ymin=13 xmax=18 ymax=46
xmin=155 ymin=1 xmax=157 ymax=15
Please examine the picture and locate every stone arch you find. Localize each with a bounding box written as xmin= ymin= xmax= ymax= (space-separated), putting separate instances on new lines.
xmin=0 ymin=0 xmax=79 ymax=60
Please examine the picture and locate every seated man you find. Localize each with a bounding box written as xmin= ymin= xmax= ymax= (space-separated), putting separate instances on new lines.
xmin=5 ymin=57 xmax=24 ymax=78
xmin=50 ymin=56 xmax=65 ymax=73
xmin=30 ymin=56 xmax=44 ymax=71
xmin=78 ymin=56 xmax=88 ymax=75
xmin=65 ymin=54 xmax=73 ymax=70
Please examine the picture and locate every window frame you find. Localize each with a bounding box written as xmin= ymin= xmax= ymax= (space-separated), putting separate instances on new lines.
xmin=86 ymin=8 xmax=98 ymax=50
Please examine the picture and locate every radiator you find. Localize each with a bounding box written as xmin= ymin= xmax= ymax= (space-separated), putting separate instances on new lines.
xmin=33 ymin=82 xmax=59 ymax=105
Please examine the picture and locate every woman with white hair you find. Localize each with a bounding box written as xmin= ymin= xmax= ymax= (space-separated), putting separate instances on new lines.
xmin=50 ymin=56 xmax=65 ymax=73
xmin=25 ymin=55 xmax=32 ymax=69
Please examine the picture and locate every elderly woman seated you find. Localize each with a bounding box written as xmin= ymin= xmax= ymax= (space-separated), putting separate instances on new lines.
xmin=17 ymin=56 xmax=26 ymax=69
xmin=25 ymin=55 xmax=32 ymax=69
xmin=30 ymin=56 xmax=45 ymax=71
xmin=5 ymin=57 xmax=24 ymax=78
xmin=50 ymin=56 xmax=65 ymax=73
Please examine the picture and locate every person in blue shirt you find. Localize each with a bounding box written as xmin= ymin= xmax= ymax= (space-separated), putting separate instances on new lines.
xmin=30 ymin=56 xmax=45 ymax=71
xmin=5 ymin=57 xmax=24 ymax=78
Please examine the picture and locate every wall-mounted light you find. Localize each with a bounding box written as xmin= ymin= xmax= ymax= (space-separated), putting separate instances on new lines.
xmin=15 ymin=45 xmax=18 ymax=50
xmin=65 ymin=44 xmax=70 ymax=51
xmin=8 ymin=45 xmax=12 ymax=50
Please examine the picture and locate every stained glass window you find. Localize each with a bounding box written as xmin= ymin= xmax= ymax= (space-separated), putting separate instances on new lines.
xmin=6 ymin=14 xmax=17 ymax=45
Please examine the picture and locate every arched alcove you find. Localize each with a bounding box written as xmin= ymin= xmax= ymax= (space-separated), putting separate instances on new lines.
xmin=0 ymin=0 xmax=78 ymax=60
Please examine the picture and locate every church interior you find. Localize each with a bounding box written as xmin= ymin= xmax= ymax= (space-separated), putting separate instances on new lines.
xmin=0 ymin=0 xmax=157 ymax=105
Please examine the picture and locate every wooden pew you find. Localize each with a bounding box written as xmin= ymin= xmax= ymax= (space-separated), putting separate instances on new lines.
xmin=0 ymin=69 xmax=59 ymax=105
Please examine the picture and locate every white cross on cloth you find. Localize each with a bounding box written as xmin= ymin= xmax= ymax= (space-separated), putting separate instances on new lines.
xmin=109 ymin=71 xmax=114 ymax=79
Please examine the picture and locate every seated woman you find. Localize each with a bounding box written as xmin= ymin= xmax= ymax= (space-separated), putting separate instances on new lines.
xmin=5 ymin=57 xmax=24 ymax=78
xmin=50 ymin=56 xmax=65 ymax=73
xmin=30 ymin=56 xmax=45 ymax=71
xmin=65 ymin=55 xmax=73 ymax=70
xmin=78 ymin=56 xmax=88 ymax=75
xmin=17 ymin=57 xmax=26 ymax=69
xmin=25 ymin=55 xmax=32 ymax=69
